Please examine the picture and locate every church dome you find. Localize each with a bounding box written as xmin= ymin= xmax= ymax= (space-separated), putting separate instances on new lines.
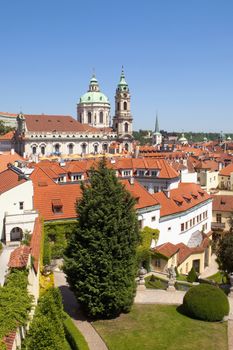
xmin=80 ymin=91 xmax=109 ymax=104
xmin=79 ymin=74 xmax=110 ymax=105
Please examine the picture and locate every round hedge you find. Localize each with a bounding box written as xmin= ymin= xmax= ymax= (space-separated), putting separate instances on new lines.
xmin=183 ymin=284 xmax=229 ymax=321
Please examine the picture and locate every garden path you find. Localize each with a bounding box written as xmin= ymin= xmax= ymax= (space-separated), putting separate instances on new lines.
xmin=54 ymin=270 xmax=108 ymax=350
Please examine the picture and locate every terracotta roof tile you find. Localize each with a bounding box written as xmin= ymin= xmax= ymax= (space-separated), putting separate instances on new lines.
xmin=219 ymin=163 xmax=233 ymax=176
xmin=212 ymin=195 xmax=233 ymax=212
xmin=152 ymin=183 xmax=211 ymax=217
xmin=0 ymin=168 xmax=27 ymax=194
xmin=0 ymin=152 xmax=23 ymax=173
xmin=154 ymin=242 xmax=179 ymax=258
xmin=24 ymin=114 xmax=107 ymax=133
xmin=8 ymin=245 xmax=30 ymax=269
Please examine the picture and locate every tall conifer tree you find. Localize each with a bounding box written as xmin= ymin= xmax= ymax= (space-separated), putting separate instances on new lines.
xmin=64 ymin=158 xmax=139 ymax=318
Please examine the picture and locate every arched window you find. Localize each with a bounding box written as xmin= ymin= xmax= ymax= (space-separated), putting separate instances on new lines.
xmin=54 ymin=144 xmax=60 ymax=154
xmin=88 ymin=112 xmax=92 ymax=124
xmin=41 ymin=146 xmax=45 ymax=155
xmin=125 ymin=143 xmax=129 ymax=151
xmin=103 ymin=143 xmax=108 ymax=152
xmin=68 ymin=143 xmax=74 ymax=155
xmin=123 ymin=101 xmax=127 ymax=110
xmin=125 ymin=123 xmax=129 ymax=133
xmin=99 ymin=111 xmax=103 ymax=124
xmin=32 ymin=146 xmax=37 ymax=155
xmin=82 ymin=143 xmax=87 ymax=155
xmin=94 ymin=144 xmax=98 ymax=153
xmin=117 ymin=102 xmax=120 ymax=111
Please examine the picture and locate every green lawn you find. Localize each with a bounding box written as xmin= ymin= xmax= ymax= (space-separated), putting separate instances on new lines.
xmin=93 ymin=304 xmax=228 ymax=350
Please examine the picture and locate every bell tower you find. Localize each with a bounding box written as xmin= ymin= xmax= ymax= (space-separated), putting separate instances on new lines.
xmin=113 ymin=67 xmax=133 ymax=139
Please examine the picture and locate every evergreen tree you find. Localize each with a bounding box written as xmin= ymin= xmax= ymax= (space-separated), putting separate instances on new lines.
xmin=63 ymin=158 xmax=140 ymax=318
xmin=217 ymin=232 xmax=233 ymax=273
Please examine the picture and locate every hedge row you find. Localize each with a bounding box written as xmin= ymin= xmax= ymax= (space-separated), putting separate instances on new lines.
xmin=63 ymin=312 xmax=89 ymax=350
xmin=0 ymin=270 xmax=33 ymax=350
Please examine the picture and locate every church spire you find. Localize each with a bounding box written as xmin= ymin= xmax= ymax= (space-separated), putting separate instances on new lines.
xmin=155 ymin=113 xmax=160 ymax=133
xmin=117 ymin=66 xmax=128 ymax=91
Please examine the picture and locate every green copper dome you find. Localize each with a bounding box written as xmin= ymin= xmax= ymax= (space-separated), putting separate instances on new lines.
xmin=79 ymin=74 xmax=110 ymax=104
xmin=80 ymin=91 xmax=109 ymax=104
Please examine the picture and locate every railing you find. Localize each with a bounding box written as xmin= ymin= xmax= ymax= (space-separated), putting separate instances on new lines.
xmin=211 ymin=222 xmax=225 ymax=230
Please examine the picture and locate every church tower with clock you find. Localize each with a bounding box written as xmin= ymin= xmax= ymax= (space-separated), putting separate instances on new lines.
xmin=113 ymin=67 xmax=133 ymax=151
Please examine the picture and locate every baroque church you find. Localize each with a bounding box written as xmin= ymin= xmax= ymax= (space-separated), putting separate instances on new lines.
xmin=14 ymin=68 xmax=133 ymax=158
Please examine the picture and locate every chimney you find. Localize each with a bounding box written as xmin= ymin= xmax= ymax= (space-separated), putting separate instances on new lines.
xmin=129 ymin=177 xmax=134 ymax=185
xmin=163 ymin=189 xmax=170 ymax=198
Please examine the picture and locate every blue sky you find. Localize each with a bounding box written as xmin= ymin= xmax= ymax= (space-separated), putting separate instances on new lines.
xmin=0 ymin=0 xmax=232 ymax=132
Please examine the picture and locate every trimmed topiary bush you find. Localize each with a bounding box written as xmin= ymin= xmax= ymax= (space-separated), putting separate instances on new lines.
xmin=187 ymin=267 xmax=198 ymax=283
xmin=183 ymin=284 xmax=229 ymax=321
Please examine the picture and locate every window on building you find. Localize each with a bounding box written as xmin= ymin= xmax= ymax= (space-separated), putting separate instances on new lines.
xmin=185 ymin=222 xmax=188 ymax=230
xmin=190 ymin=219 xmax=192 ymax=227
xmin=181 ymin=223 xmax=184 ymax=232
xmin=154 ymin=186 xmax=159 ymax=193
xmin=138 ymin=170 xmax=144 ymax=176
xmin=168 ymin=227 xmax=171 ymax=231
xmin=52 ymin=199 xmax=63 ymax=213
xmin=94 ymin=144 xmax=98 ymax=153
xmin=72 ymin=174 xmax=82 ymax=181
xmin=124 ymin=123 xmax=129 ymax=133
xmin=123 ymin=170 xmax=131 ymax=176
xmin=125 ymin=143 xmax=129 ymax=151
xmin=82 ymin=143 xmax=87 ymax=155
xmin=32 ymin=146 xmax=37 ymax=155
xmin=19 ymin=202 xmax=24 ymax=210
xmin=185 ymin=262 xmax=189 ymax=273
xmin=68 ymin=143 xmax=74 ymax=155
xmin=151 ymin=170 xmax=157 ymax=177
xmin=155 ymin=259 xmax=161 ymax=268
xmin=216 ymin=214 xmax=222 ymax=223
xmin=123 ymin=101 xmax=127 ymax=110
xmin=88 ymin=112 xmax=92 ymax=124
xmin=57 ymin=177 xmax=64 ymax=183
xmin=193 ymin=217 xmax=195 ymax=225
xmin=138 ymin=220 xmax=143 ymax=229
xmin=151 ymin=216 xmax=156 ymax=222
xmin=41 ymin=146 xmax=45 ymax=155
xmin=54 ymin=144 xmax=60 ymax=154
xmin=99 ymin=111 xmax=103 ymax=124
xmin=117 ymin=102 xmax=120 ymax=111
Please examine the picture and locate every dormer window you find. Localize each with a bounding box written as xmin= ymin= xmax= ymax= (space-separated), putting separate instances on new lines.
xmin=52 ymin=199 xmax=63 ymax=213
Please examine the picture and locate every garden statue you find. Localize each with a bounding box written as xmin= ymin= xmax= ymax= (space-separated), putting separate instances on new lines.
xmin=166 ymin=265 xmax=176 ymax=292
xmin=137 ymin=265 xmax=147 ymax=290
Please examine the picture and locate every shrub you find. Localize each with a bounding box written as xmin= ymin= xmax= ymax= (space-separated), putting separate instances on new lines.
xmin=183 ymin=284 xmax=229 ymax=321
xmin=63 ymin=312 xmax=89 ymax=350
xmin=43 ymin=232 xmax=51 ymax=266
xmin=187 ymin=267 xmax=198 ymax=283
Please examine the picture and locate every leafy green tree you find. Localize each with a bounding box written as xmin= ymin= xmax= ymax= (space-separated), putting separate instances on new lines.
xmin=217 ymin=233 xmax=233 ymax=273
xmin=0 ymin=120 xmax=14 ymax=135
xmin=64 ymin=158 xmax=140 ymax=318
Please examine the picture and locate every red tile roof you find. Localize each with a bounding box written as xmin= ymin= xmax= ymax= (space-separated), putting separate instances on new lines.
xmin=0 ymin=111 xmax=17 ymax=117
xmin=23 ymin=114 xmax=107 ymax=133
xmin=0 ymin=131 xmax=15 ymax=140
xmin=0 ymin=152 xmax=23 ymax=172
xmin=212 ymin=195 xmax=233 ymax=212
xmin=0 ymin=168 xmax=27 ymax=194
xmin=121 ymin=179 xmax=159 ymax=210
xmin=8 ymin=245 xmax=30 ymax=269
xmin=152 ymin=183 xmax=211 ymax=217
xmin=154 ymin=242 xmax=179 ymax=258
xmin=219 ymin=163 xmax=233 ymax=176
xmin=3 ymin=331 xmax=17 ymax=350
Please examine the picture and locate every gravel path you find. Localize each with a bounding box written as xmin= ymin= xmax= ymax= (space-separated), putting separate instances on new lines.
xmin=54 ymin=270 xmax=108 ymax=350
